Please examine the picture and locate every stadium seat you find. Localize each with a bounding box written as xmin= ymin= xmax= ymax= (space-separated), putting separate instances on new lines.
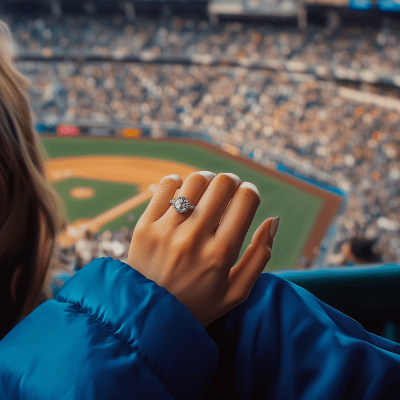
xmin=377 ymin=0 xmax=400 ymax=12
xmin=349 ymin=0 xmax=373 ymax=10
xmin=273 ymin=264 xmax=400 ymax=344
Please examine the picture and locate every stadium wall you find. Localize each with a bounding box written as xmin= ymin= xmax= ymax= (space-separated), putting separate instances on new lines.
xmin=276 ymin=163 xmax=348 ymax=270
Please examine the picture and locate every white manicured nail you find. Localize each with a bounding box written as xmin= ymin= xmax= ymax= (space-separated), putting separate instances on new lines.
xmin=223 ymin=173 xmax=241 ymax=185
xmin=198 ymin=171 xmax=216 ymax=179
xmin=269 ymin=217 xmax=280 ymax=239
xmin=240 ymin=182 xmax=260 ymax=198
xmin=166 ymin=174 xmax=181 ymax=181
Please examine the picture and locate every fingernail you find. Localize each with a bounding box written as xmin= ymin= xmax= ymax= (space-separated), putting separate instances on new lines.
xmin=166 ymin=174 xmax=181 ymax=181
xmin=269 ymin=217 xmax=280 ymax=239
xmin=240 ymin=182 xmax=260 ymax=198
xmin=198 ymin=171 xmax=216 ymax=179
xmin=224 ymin=173 xmax=241 ymax=186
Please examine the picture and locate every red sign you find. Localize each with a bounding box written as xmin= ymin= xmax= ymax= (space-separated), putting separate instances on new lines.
xmin=58 ymin=126 xmax=79 ymax=136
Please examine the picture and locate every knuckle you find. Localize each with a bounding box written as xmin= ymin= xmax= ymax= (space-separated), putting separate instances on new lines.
xmin=213 ymin=256 xmax=226 ymax=270
xmin=132 ymin=220 xmax=150 ymax=242
xmin=219 ymin=241 xmax=236 ymax=260
xmin=171 ymin=235 xmax=191 ymax=257
xmin=133 ymin=218 xmax=146 ymax=234
xmin=258 ymin=246 xmax=271 ymax=263
xmin=186 ymin=223 xmax=204 ymax=241
xmin=170 ymin=224 xmax=203 ymax=254
xmin=207 ymin=246 xmax=228 ymax=269
xmin=204 ymin=248 xmax=222 ymax=269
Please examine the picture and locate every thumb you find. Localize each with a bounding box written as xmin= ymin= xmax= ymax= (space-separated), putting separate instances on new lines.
xmin=222 ymin=217 xmax=280 ymax=308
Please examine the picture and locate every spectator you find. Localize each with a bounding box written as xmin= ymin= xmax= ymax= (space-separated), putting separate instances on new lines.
xmin=325 ymin=237 xmax=382 ymax=266
xmin=344 ymin=237 xmax=383 ymax=265
xmin=74 ymin=229 xmax=97 ymax=270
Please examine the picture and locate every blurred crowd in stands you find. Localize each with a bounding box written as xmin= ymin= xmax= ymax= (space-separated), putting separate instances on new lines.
xmin=8 ymin=14 xmax=400 ymax=78
xmin=43 ymin=227 xmax=134 ymax=299
xmin=4 ymin=14 xmax=400 ymax=288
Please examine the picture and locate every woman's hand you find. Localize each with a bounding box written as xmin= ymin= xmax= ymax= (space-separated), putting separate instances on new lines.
xmin=126 ymin=171 xmax=280 ymax=328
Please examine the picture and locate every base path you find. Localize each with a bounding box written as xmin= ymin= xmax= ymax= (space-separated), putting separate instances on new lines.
xmin=44 ymin=155 xmax=199 ymax=248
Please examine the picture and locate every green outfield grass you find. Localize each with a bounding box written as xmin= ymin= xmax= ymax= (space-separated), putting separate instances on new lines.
xmin=39 ymin=137 xmax=323 ymax=272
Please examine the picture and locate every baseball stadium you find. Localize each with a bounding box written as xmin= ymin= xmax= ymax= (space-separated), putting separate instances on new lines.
xmin=3 ymin=0 xmax=400 ymax=348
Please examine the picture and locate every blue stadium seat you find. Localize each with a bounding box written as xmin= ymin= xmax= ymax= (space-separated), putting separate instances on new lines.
xmin=349 ymin=0 xmax=373 ymax=10
xmin=35 ymin=124 xmax=56 ymax=134
xmin=273 ymin=264 xmax=400 ymax=344
xmin=377 ymin=0 xmax=400 ymax=12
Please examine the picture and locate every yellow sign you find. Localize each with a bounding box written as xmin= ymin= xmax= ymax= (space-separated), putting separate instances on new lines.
xmin=122 ymin=128 xmax=142 ymax=138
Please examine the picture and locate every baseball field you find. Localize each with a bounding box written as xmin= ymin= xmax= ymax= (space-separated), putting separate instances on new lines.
xmin=38 ymin=135 xmax=343 ymax=272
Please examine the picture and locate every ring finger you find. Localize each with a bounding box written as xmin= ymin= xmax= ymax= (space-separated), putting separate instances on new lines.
xmin=160 ymin=171 xmax=217 ymax=226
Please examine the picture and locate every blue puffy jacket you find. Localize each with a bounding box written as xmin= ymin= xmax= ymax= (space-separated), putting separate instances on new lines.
xmin=1 ymin=257 xmax=400 ymax=399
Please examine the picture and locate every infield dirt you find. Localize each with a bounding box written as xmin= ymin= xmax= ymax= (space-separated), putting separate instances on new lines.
xmin=44 ymin=155 xmax=199 ymax=248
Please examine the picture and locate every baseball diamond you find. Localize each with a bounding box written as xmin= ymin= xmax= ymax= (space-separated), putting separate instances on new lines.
xmin=40 ymin=135 xmax=343 ymax=272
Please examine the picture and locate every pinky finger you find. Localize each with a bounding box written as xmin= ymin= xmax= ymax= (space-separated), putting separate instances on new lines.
xmin=222 ymin=218 xmax=275 ymax=308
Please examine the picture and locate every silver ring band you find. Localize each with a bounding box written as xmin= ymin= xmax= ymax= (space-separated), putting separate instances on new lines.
xmin=170 ymin=196 xmax=196 ymax=213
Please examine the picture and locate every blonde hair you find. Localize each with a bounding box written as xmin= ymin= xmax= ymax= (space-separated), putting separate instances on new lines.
xmin=0 ymin=20 xmax=68 ymax=338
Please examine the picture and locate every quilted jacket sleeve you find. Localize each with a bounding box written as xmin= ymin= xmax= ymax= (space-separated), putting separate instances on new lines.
xmin=205 ymin=272 xmax=400 ymax=400
xmin=0 ymin=257 xmax=218 ymax=400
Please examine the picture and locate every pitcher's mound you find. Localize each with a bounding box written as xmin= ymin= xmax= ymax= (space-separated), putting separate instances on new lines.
xmin=70 ymin=186 xmax=95 ymax=199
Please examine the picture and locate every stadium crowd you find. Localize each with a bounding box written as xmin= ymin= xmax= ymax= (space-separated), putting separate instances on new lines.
xmin=4 ymin=14 xmax=400 ymax=293
xmin=7 ymin=14 xmax=400 ymax=81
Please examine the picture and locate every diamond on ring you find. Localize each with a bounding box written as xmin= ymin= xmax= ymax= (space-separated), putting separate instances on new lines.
xmin=170 ymin=196 xmax=195 ymax=213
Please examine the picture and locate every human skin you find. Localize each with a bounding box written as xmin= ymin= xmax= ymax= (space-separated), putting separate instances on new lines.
xmin=127 ymin=171 xmax=280 ymax=328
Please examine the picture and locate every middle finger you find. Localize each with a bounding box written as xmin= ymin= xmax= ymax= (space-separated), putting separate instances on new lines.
xmin=214 ymin=181 xmax=261 ymax=255
xmin=188 ymin=173 xmax=243 ymax=232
